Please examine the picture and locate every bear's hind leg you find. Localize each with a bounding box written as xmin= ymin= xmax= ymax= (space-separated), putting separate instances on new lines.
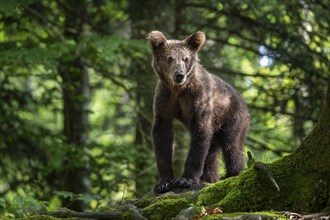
xmin=200 ymin=141 xmax=220 ymax=183
xmin=218 ymin=125 xmax=246 ymax=177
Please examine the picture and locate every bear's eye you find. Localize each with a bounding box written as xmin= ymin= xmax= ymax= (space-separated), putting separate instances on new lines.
xmin=167 ymin=56 xmax=174 ymax=63
xmin=183 ymin=57 xmax=189 ymax=63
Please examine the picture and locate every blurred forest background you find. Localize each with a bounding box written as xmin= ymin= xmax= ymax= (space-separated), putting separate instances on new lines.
xmin=0 ymin=0 xmax=329 ymax=218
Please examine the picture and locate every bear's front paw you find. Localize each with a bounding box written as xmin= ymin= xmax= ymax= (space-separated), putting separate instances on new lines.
xmin=154 ymin=181 xmax=172 ymax=193
xmin=170 ymin=178 xmax=194 ymax=188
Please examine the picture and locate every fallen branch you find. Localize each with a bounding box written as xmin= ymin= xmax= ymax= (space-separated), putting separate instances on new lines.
xmin=38 ymin=204 xmax=146 ymax=220
xmin=39 ymin=209 xmax=121 ymax=219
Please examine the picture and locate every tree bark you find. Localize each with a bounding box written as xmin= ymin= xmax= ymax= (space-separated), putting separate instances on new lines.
xmin=55 ymin=0 xmax=90 ymax=211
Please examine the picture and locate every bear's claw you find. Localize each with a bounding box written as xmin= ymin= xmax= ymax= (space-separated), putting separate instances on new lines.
xmin=170 ymin=178 xmax=194 ymax=188
xmin=154 ymin=178 xmax=196 ymax=193
xmin=154 ymin=182 xmax=172 ymax=193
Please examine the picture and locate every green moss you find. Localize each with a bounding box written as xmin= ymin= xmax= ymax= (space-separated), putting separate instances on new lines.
xmin=201 ymin=211 xmax=287 ymax=220
xmin=141 ymin=198 xmax=189 ymax=219
xmin=133 ymin=190 xmax=195 ymax=209
xmin=120 ymin=210 xmax=140 ymax=220
xmin=197 ymin=166 xmax=283 ymax=212
xmin=197 ymin=175 xmax=238 ymax=206
xmin=197 ymin=153 xmax=329 ymax=213
xmin=220 ymin=168 xmax=268 ymax=211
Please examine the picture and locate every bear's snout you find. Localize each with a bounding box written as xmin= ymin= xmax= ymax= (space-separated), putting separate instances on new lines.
xmin=175 ymin=70 xmax=185 ymax=84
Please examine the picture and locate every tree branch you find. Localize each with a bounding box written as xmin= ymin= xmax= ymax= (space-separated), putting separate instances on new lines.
xmin=39 ymin=210 xmax=121 ymax=219
xmin=39 ymin=204 xmax=147 ymax=220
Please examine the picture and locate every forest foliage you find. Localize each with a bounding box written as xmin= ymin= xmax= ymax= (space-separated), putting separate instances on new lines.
xmin=0 ymin=0 xmax=329 ymax=218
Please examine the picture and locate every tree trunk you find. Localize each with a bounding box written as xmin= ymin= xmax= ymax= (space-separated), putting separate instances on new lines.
xmin=58 ymin=57 xmax=90 ymax=211
xmin=56 ymin=0 xmax=90 ymax=211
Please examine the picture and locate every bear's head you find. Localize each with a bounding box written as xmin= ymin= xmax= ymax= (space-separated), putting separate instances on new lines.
xmin=147 ymin=31 xmax=205 ymax=85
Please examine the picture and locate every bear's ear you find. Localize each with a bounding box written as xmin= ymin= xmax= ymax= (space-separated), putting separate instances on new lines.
xmin=147 ymin=31 xmax=167 ymax=50
xmin=184 ymin=31 xmax=205 ymax=52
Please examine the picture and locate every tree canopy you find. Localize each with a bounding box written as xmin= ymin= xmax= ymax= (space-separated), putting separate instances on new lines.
xmin=0 ymin=0 xmax=329 ymax=218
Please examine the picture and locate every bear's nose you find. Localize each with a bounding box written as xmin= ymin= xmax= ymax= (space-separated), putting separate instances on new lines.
xmin=175 ymin=71 xmax=185 ymax=82
xmin=175 ymin=74 xmax=184 ymax=82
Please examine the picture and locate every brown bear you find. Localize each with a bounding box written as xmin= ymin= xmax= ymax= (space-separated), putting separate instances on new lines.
xmin=148 ymin=31 xmax=250 ymax=193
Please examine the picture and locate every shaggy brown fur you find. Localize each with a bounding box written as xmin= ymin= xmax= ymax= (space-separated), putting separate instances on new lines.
xmin=148 ymin=31 xmax=250 ymax=193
